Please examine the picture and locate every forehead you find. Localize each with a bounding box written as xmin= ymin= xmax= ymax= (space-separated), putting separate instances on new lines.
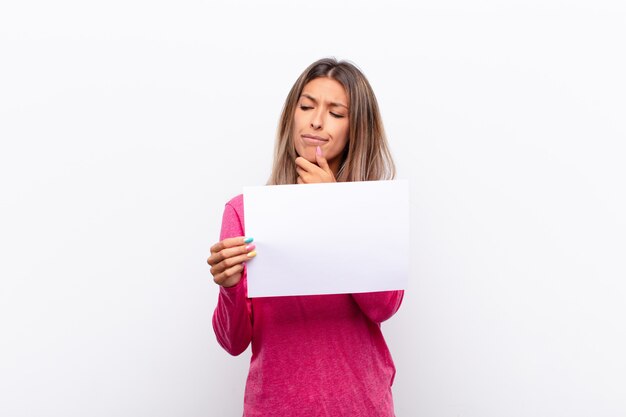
xmin=301 ymin=77 xmax=348 ymax=104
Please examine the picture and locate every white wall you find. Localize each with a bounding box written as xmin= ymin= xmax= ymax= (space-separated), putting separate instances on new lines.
xmin=1 ymin=1 xmax=625 ymax=416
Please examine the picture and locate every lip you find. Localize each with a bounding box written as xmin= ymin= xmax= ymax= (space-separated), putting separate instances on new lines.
xmin=301 ymin=134 xmax=329 ymax=146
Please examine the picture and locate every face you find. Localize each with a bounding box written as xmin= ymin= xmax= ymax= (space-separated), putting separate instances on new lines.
xmin=292 ymin=77 xmax=349 ymax=175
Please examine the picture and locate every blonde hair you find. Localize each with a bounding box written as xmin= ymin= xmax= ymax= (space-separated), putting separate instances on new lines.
xmin=268 ymin=58 xmax=396 ymax=185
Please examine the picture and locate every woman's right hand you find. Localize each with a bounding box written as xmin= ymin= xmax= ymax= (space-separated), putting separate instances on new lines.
xmin=207 ymin=237 xmax=256 ymax=288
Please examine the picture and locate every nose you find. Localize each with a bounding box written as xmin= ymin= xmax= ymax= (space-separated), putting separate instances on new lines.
xmin=310 ymin=109 xmax=323 ymax=130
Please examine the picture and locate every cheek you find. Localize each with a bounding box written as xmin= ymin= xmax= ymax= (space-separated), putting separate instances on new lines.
xmin=293 ymin=112 xmax=304 ymax=129
xmin=333 ymin=123 xmax=349 ymax=150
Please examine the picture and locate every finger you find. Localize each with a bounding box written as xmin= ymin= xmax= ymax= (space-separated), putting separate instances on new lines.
xmin=296 ymin=157 xmax=325 ymax=180
xmin=208 ymin=236 xmax=253 ymax=266
xmin=208 ymin=249 xmax=229 ymax=266
xmin=210 ymin=236 xmax=248 ymax=254
xmin=295 ymin=156 xmax=317 ymax=170
xmin=208 ymin=241 xmax=254 ymax=266
xmin=297 ymin=176 xmax=304 ymax=184
xmin=220 ymin=242 xmax=255 ymax=262
xmin=210 ymin=249 xmax=257 ymax=276
xmin=315 ymin=146 xmax=332 ymax=174
xmin=299 ymin=172 xmax=315 ymax=184
xmin=296 ymin=167 xmax=315 ymax=182
xmin=213 ymin=263 xmax=244 ymax=286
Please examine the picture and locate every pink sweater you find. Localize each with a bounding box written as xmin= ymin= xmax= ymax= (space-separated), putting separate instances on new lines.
xmin=212 ymin=194 xmax=404 ymax=416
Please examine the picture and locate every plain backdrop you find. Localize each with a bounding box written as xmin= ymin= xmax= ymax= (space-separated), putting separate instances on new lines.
xmin=1 ymin=1 xmax=625 ymax=416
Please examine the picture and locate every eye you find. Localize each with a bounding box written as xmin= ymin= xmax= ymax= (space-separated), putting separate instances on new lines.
xmin=299 ymin=105 xmax=313 ymax=111
xmin=330 ymin=112 xmax=345 ymax=119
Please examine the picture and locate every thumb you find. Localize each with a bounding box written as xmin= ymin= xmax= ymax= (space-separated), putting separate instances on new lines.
xmin=315 ymin=146 xmax=332 ymax=174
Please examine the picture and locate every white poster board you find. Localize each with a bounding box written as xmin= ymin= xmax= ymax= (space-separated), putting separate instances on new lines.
xmin=244 ymin=180 xmax=410 ymax=297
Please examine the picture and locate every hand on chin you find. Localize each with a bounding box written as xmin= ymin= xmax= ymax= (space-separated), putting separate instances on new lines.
xmin=295 ymin=146 xmax=336 ymax=184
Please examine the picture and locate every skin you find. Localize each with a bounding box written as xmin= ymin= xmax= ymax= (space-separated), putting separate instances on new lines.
xmin=208 ymin=237 xmax=254 ymax=288
xmin=293 ymin=77 xmax=349 ymax=183
xmin=208 ymin=77 xmax=350 ymax=287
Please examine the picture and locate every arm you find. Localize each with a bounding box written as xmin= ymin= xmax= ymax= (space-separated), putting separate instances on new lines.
xmin=211 ymin=202 xmax=253 ymax=355
xmin=351 ymin=290 xmax=404 ymax=323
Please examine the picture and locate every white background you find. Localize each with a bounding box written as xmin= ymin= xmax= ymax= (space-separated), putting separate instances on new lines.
xmin=1 ymin=1 xmax=625 ymax=416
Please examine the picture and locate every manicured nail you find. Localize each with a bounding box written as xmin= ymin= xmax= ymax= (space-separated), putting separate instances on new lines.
xmin=246 ymin=244 xmax=256 ymax=251
xmin=244 ymin=237 xmax=254 ymax=244
xmin=247 ymin=251 xmax=257 ymax=258
xmin=316 ymin=146 xmax=322 ymax=156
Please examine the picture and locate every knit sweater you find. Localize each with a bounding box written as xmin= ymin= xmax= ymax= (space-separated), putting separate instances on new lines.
xmin=212 ymin=194 xmax=404 ymax=417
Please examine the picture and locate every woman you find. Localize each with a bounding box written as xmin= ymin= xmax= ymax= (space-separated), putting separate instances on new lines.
xmin=208 ymin=58 xmax=403 ymax=416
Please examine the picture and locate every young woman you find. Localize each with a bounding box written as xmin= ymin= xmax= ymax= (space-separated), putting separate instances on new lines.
xmin=208 ymin=58 xmax=403 ymax=416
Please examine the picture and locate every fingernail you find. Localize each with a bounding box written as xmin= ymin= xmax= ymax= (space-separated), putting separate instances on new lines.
xmin=244 ymin=237 xmax=254 ymax=244
xmin=246 ymin=244 xmax=256 ymax=251
xmin=247 ymin=251 xmax=257 ymax=258
xmin=316 ymin=146 xmax=322 ymax=156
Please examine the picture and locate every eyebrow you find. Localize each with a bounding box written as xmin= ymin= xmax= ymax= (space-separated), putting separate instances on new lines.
xmin=300 ymin=93 xmax=349 ymax=109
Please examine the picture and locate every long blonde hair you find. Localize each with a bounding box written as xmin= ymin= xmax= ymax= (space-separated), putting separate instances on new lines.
xmin=268 ymin=58 xmax=396 ymax=185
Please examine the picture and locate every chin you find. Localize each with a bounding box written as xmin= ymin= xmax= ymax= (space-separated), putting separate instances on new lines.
xmin=296 ymin=147 xmax=317 ymax=163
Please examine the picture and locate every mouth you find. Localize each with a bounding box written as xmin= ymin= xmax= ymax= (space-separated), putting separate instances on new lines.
xmin=301 ymin=134 xmax=329 ymax=146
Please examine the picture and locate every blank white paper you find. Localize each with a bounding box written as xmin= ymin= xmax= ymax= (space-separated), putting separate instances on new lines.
xmin=243 ymin=180 xmax=410 ymax=297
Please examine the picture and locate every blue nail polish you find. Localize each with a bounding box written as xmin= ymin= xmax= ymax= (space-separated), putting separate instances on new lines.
xmin=244 ymin=237 xmax=254 ymax=244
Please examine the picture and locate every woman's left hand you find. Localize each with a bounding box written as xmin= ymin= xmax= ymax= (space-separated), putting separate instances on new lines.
xmin=295 ymin=146 xmax=336 ymax=184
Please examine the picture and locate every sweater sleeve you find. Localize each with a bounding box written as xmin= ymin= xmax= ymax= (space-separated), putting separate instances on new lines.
xmin=211 ymin=202 xmax=253 ymax=356
xmin=351 ymin=290 xmax=404 ymax=323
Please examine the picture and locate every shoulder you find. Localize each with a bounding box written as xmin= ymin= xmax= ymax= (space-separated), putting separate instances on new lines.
xmin=220 ymin=194 xmax=245 ymax=237
xmin=225 ymin=194 xmax=244 ymax=215
xmin=224 ymin=194 xmax=245 ymax=230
